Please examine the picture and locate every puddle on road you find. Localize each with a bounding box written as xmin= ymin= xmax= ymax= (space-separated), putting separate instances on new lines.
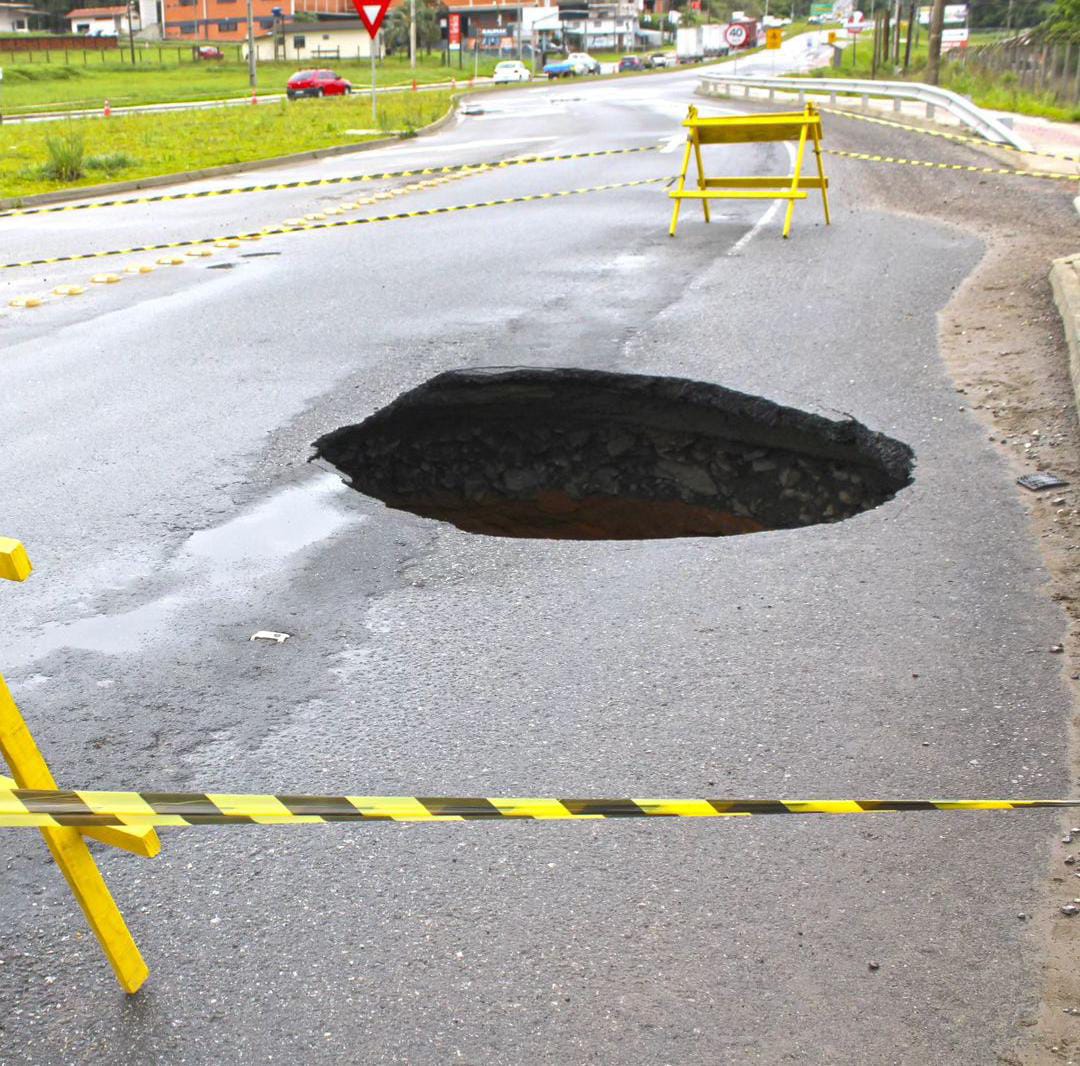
xmin=10 ymin=474 xmax=362 ymax=666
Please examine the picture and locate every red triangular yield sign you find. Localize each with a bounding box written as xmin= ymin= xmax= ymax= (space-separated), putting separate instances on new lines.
xmin=351 ymin=0 xmax=392 ymax=35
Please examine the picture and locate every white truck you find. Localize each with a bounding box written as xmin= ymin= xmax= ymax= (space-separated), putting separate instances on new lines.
xmin=676 ymin=26 xmax=704 ymax=63
xmin=701 ymin=23 xmax=728 ymax=56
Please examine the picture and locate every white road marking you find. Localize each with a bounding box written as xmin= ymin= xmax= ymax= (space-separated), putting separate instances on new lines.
xmin=728 ymin=140 xmax=797 ymax=255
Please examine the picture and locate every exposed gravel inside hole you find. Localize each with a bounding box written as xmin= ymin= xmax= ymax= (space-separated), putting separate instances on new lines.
xmin=313 ymin=367 xmax=913 ymax=539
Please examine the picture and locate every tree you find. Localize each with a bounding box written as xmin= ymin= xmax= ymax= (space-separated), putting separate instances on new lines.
xmin=384 ymin=0 xmax=442 ymax=56
xmin=1044 ymin=0 xmax=1080 ymax=36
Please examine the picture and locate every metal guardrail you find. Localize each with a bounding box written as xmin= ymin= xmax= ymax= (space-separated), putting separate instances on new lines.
xmin=697 ymin=71 xmax=1031 ymax=152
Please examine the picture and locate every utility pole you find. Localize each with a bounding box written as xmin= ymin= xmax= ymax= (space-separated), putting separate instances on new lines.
xmin=125 ymin=0 xmax=136 ymax=64
xmin=903 ymin=0 xmax=915 ymax=68
xmin=409 ymin=0 xmax=416 ymax=69
xmin=925 ymin=0 xmax=944 ymax=84
xmin=246 ymin=0 xmax=257 ymax=89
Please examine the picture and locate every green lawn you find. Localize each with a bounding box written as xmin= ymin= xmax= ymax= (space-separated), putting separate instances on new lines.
xmin=801 ymin=28 xmax=1080 ymax=121
xmin=0 ymin=51 xmax=494 ymax=115
xmin=0 ymin=90 xmax=450 ymax=199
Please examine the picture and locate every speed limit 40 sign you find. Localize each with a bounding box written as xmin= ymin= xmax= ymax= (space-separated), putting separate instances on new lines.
xmin=724 ymin=22 xmax=749 ymax=48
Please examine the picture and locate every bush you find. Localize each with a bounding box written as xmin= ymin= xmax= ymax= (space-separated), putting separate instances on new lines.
xmin=85 ymin=151 xmax=137 ymax=174
xmin=42 ymin=129 xmax=84 ymax=181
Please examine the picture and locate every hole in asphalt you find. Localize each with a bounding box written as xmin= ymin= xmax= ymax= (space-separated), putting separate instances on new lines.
xmin=207 ymin=263 xmax=236 ymax=270
xmin=241 ymin=251 xmax=282 ymax=258
xmin=312 ymin=368 xmax=914 ymax=540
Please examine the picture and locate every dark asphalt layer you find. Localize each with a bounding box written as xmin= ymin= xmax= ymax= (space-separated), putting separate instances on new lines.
xmin=1 ymin=63 xmax=1078 ymax=1065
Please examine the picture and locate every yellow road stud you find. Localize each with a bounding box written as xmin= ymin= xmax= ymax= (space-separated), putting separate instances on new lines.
xmin=668 ymin=104 xmax=831 ymax=240
xmin=374 ymin=191 xmax=394 ymax=199
xmin=185 ymin=248 xmax=212 ymax=257
xmin=91 ymin=273 xmax=122 ymax=284
xmin=156 ymin=255 xmax=185 ymax=265
xmin=1 ymin=539 xmax=158 ymax=993
xmin=214 ymin=239 xmax=242 ymax=248
xmin=324 ymin=207 xmax=344 ymax=216
xmin=52 ymin=284 xmax=85 ymax=296
xmin=304 ymin=212 xmax=326 ymax=220
xmin=283 ymin=216 xmax=306 ymax=226
xmin=123 ymin=264 xmax=154 ymax=274
xmin=8 ymin=296 xmax=43 ymax=308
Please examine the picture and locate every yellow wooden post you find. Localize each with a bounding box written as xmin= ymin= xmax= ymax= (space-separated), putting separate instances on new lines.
xmin=782 ymin=119 xmax=810 ymax=239
xmin=668 ymin=114 xmax=697 ymax=238
xmin=692 ymin=128 xmax=711 ymax=225
xmin=1 ymin=539 xmax=156 ymax=994
xmin=809 ymin=105 xmax=832 ymax=226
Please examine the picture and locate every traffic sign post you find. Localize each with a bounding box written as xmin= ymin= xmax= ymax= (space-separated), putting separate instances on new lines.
xmin=352 ymin=0 xmax=392 ymax=123
xmin=765 ymin=28 xmax=782 ymax=48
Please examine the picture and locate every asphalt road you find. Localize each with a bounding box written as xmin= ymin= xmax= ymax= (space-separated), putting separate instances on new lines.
xmin=1 ymin=54 xmax=1078 ymax=1065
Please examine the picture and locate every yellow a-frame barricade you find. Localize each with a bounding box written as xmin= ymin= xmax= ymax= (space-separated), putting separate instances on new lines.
xmin=1 ymin=537 xmax=159 ymax=994
xmin=668 ymin=104 xmax=831 ymax=240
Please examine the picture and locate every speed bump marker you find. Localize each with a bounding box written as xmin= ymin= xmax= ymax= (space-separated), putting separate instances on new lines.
xmin=52 ymin=284 xmax=85 ymax=296
xmin=215 ymin=239 xmax=241 ymax=248
xmin=91 ymin=272 xmax=122 ymax=283
xmin=123 ymin=263 xmax=155 ymax=273
xmin=185 ymin=248 xmax=212 ymax=257
xmin=8 ymin=296 xmax=43 ymax=308
xmin=156 ymin=255 xmax=185 ymax=265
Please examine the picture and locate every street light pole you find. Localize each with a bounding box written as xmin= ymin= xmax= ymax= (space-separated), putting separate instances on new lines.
xmin=409 ymin=0 xmax=416 ymax=69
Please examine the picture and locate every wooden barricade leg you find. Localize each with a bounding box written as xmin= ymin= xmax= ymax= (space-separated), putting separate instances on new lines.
xmin=691 ymin=129 xmax=711 ymax=225
xmin=668 ymin=133 xmax=695 ymax=238
xmin=0 ymin=675 xmax=152 ymax=993
xmin=782 ymin=115 xmax=811 ymax=239
xmin=809 ymin=107 xmax=832 ymax=226
xmin=1 ymin=539 xmax=156 ymax=994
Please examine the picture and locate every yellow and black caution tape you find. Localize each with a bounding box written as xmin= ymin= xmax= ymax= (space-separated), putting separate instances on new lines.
xmin=824 ymin=147 xmax=1079 ymax=182
xmin=821 ymin=105 xmax=1080 ymax=166
xmin=1 ymin=177 xmax=668 ymax=270
xmin=1 ymin=788 xmax=1076 ymax=827
xmin=0 ymin=146 xmax=661 ymax=220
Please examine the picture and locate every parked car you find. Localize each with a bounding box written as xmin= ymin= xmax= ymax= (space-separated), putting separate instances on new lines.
xmin=618 ymin=55 xmax=645 ymax=71
xmin=195 ymin=45 xmax=223 ymax=60
xmin=543 ymin=58 xmax=576 ymax=78
xmin=492 ymin=60 xmax=532 ymax=83
xmin=286 ymin=69 xmax=353 ymax=99
xmin=648 ymin=51 xmax=674 ymax=67
xmin=566 ymin=51 xmax=600 ymax=74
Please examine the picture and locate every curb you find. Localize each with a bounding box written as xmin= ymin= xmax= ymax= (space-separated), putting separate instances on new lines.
xmin=0 ymin=100 xmax=459 ymax=212
xmin=1051 ymin=253 xmax=1080 ymax=413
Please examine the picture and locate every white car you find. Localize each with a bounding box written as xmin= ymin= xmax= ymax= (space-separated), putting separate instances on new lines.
xmin=567 ymin=51 xmax=601 ymax=74
xmin=492 ymin=61 xmax=532 ymax=83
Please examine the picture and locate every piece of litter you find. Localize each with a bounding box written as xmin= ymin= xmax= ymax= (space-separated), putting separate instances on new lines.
xmin=250 ymin=631 xmax=290 ymax=644
xmin=1018 ymin=473 xmax=1068 ymax=492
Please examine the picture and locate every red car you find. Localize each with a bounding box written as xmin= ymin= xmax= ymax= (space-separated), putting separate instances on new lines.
xmin=286 ymin=69 xmax=353 ymax=99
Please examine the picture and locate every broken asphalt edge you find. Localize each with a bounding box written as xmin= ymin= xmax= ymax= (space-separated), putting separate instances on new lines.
xmin=1051 ymin=253 xmax=1080 ymax=416
xmin=0 ymin=99 xmax=461 ymax=212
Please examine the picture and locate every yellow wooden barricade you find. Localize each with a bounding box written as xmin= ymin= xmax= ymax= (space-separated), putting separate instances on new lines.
xmin=1 ymin=537 xmax=158 ymax=994
xmin=668 ymin=103 xmax=831 ymax=240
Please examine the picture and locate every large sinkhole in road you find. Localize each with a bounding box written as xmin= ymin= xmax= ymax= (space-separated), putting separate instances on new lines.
xmin=312 ymin=368 xmax=914 ymax=540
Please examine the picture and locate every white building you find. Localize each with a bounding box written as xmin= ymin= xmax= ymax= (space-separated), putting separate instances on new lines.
xmin=66 ymin=5 xmax=140 ymax=35
xmin=0 ymin=2 xmax=35 ymax=31
xmin=245 ymin=19 xmax=383 ymax=61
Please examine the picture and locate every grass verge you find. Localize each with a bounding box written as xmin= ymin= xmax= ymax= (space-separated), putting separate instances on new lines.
xmin=801 ymin=29 xmax=1079 ymax=122
xmin=0 ymin=53 xmax=492 ymax=115
xmin=0 ymin=90 xmax=450 ymax=199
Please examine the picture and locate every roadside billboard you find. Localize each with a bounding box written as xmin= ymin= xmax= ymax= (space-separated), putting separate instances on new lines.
xmin=917 ymin=3 xmax=967 ymax=24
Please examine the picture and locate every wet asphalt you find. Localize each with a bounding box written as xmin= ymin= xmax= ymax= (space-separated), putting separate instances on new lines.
xmin=0 ymin=56 xmax=1077 ymax=1065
